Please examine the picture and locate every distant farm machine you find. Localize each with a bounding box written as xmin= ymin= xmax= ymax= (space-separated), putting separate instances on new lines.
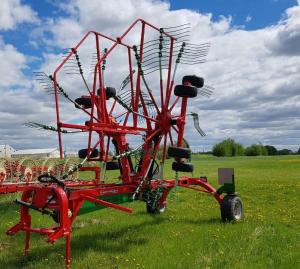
xmin=0 ymin=19 xmax=243 ymax=268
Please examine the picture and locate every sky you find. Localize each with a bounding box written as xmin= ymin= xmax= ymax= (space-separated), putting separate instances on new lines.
xmin=0 ymin=0 xmax=299 ymax=152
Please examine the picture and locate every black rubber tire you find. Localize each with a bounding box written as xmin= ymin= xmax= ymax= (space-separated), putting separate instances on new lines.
xmin=78 ymin=148 xmax=99 ymax=159
xmin=221 ymin=195 xmax=243 ymax=222
xmin=174 ymin=85 xmax=198 ymax=98
xmin=182 ymin=75 xmax=204 ymax=88
xmin=75 ymin=97 xmax=92 ymax=109
xmin=105 ymin=161 xmax=119 ymax=170
xmin=106 ymin=87 xmax=116 ymax=99
xmin=168 ymin=146 xmax=191 ymax=159
xmin=172 ymin=162 xmax=194 ymax=172
xmin=146 ymin=203 xmax=166 ymax=214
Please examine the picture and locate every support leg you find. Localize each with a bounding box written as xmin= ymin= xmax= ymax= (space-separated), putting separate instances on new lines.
xmin=65 ymin=233 xmax=71 ymax=269
xmin=25 ymin=215 xmax=31 ymax=256
xmin=25 ymin=230 xmax=31 ymax=256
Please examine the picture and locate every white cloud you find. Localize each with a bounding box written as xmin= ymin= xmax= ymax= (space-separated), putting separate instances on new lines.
xmin=1 ymin=0 xmax=300 ymax=151
xmin=245 ymin=15 xmax=252 ymax=23
xmin=0 ymin=0 xmax=38 ymax=30
xmin=0 ymin=37 xmax=29 ymax=88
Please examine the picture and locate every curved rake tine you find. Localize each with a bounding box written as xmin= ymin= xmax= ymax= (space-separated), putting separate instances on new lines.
xmin=162 ymin=23 xmax=191 ymax=29
xmin=180 ymin=60 xmax=207 ymax=65
xmin=198 ymin=85 xmax=214 ymax=97
xmin=24 ymin=122 xmax=84 ymax=134
xmin=188 ymin=113 xmax=206 ymax=136
xmin=163 ymin=26 xmax=191 ymax=34
xmin=118 ymin=69 xmax=136 ymax=92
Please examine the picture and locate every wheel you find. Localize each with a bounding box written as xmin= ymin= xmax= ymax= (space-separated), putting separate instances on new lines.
xmin=146 ymin=203 xmax=166 ymax=214
xmin=105 ymin=160 xmax=120 ymax=170
xmin=172 ymin=161 xmax=194 ymax=172
xmin=106 ymin=87 xmax=116 ymax=99
xmin=221 ymin=195 xmax=243 ymax=222
xmin=174 ymin=85 xmax=198 ymax=98
xmin=182 ymin=75 xmax=204 ymax=88
xmin=78 ymin=148 xmax=99 ymax=159
xmin=74 ymin=97 xmax=92 ymax=109
xmin=168 ymin=146 xmax=191 ymax=158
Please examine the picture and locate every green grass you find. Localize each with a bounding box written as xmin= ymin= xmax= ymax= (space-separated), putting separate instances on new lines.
xmin=0 ymin=155 xmax=299 ymax=269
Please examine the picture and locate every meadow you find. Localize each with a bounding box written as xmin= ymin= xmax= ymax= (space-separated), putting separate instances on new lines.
xmin=0 ymin=155 xmax=299 ymax=269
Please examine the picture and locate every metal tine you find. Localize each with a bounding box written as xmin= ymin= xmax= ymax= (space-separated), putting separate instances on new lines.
xmin=179 ymin=61 xmax=207 ymax=65
xmin=142 ymin=66 xmax=169 ymax=75
xmin=181 ymin=54 xmax=209 ymax=61
xmin=118 ymin=94 xmax=132 ymax=106
xmin=169 ymin=33 xmax=191 ymax=41
xmin=142 ymin=57 xmax=170 ymax=65
xmin=163 ymin=26 xmax=191 ymax=34
xmin=181 ymin=52 xmax=209 ymax=59
xmin=24 ymin=122 xmax=83 ymax=134
xmin=33 ymin=72 xmax=58 ymax=95
xmin=142 ymin=45 xmax=182 ymax=58
xmin=200 ymin=88 xmax=213 ymax=96
xmin=198 ymin=91 xmax=212 ymax=98
xmin=186 ymin=42 xmax=210 ymax=47
xmin=198 ymin=85 xmax=214 ymax=97
xmin=142 ymin=40 xmax=182 ymax=52
xmin=142 ymin=45 xmax=185 ymax=59
xmin=189 ymin=113 xmax=206 ymax=137
xmin=184 ymin=47 xmax=210 ymax=54
xmin=162 ymin=22 xmax=191 ymax=30
xmin=179 ymin=48 xmax=209 ymax=55
xmin=143 ymin=67 xmax=168 ymax=76
xmin=180 ymin=56 xmax=208 ymax=63
xmin=142 ymin=62 xmax=169 ymax=71
xmin=183 ymin=44 xmax=210 ymax=51
xmin=141 ymin=39 xmax=174 ymax=51
xmin=142 ymin=56 xmax=170 ymax=65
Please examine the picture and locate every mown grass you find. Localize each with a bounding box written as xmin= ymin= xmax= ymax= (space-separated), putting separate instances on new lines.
xmin=0 ymin=155 xmax=299 ymax=269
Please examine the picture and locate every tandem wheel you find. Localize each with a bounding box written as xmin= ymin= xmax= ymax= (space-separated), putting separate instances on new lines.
xmin=146 ymin=202 xmax=166 ymax=214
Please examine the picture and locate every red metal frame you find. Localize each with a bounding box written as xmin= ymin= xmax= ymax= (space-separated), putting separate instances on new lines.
xmin=0 ymin=19 xmax=225 ymax=269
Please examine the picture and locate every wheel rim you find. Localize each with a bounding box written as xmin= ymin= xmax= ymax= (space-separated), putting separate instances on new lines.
xmin=233 ymin=200 xmax=243 ymax=220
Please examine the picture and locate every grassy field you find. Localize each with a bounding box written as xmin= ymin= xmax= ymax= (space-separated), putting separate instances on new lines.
xmin=0 ymin=155 xmax=299 ymax=269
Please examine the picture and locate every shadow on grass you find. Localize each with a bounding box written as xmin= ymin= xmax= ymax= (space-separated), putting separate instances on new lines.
xmin=0 ymin=217 xmax=165 ymax=269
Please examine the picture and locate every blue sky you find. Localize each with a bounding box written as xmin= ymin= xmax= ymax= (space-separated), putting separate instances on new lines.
xmin=0 ymin=0 xmax=300 ymax=151
xmin=1 ymin=0 xmax=297 ymax=65
xmin=170 ymin=0 xmax=297 ymax=29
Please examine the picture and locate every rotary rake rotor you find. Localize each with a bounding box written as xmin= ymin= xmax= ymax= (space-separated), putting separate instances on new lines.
xmin=0 ymin=19 xmax=243 ymax=269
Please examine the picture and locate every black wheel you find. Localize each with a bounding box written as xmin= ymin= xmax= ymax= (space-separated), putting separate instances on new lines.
xmin=75 ymin=97 xmax=92 ymax=109
xmin=78 ymin=148 xmax=99 ymax=159
xmin=105 ymin=161 xmax=119 ymax=170
xmin=106 ymin=87 xmax=116 ymax=99
xmin=172 ymin=162 xmax=194 ymax=172
xmin=168 ymin=146 xmax=191 ymax=158
xmin=182 ymin=75 xmax=204 ymax=88
xmin=221 ymin=195 xmax=243 ymax=222
xmin=174 ymin=85 xmax=198 ymax=98
xmin=146 ymin=202 xmax=166 ymax=214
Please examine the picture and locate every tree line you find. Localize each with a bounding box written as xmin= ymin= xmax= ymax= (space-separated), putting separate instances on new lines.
xmin=212 ymin=138 xmax=297 ymax=157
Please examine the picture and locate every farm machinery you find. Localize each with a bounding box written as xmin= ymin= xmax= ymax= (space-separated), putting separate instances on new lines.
xmin=0 ymin=19 xmax=243 ymax=268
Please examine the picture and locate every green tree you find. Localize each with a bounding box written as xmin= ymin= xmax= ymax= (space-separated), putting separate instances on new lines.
xmin=277 ymin=149 xmax=292 ymax=155
xmin=212 ymin=139 xmax=244 ymax=157
xmin=245 ymin=144 xmax=268 ymax=156
xmin=264 ymin=145 xmax=277 ymax=155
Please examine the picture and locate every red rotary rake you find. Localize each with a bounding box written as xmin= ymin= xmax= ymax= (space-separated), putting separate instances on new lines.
xmin=0 ymin=19 xmax=243 ymax=268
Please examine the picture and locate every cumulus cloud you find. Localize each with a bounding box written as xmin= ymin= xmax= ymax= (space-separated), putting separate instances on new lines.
xmin=0 ymin=37 xmax=30 ymax=88
xmin=1 ymin=0 xmax=300 ymax=152
xmin=266 ymin=4 xmax=300 ymax=55
xmin=0 ymin=0 xmax=38 ymax=30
